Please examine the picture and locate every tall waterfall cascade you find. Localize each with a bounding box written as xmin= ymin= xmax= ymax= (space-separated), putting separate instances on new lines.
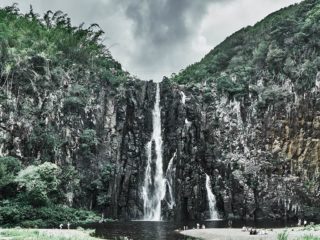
xmin=165 ymin=151 xmax=176 ymax=209
xmin=205 ymin=174 xmax=219 ymax=220
xmin=142 ymin=84 xmax=166 ymax=221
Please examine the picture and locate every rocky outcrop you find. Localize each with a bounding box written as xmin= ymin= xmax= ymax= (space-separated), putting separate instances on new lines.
xmin=0 ymin=72 xmax=157 ymax=219
xmin=1 ymin=66 xmax=319 ymax=221
xmin=159 ymin=77 xmax=320 ymax=221
xmin=1 ymin=73 xmax=319 ymax=221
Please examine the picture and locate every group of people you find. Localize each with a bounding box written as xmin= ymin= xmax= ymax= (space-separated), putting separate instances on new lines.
xmin=182 ymin=223 xmax=206 ymax=230
xmin=241 ymin=226 xmax=267 ymax=235
xmin=240 ymin=218 xmax=310 ymax=236
xmin=180 ymin=217 xmax=312 ymax=234
xmin=196 ymin=223 xmax=206 ymax=229
xmin=297 ymin=219 xmax=308 ymax=227
xmin=59 ymin=222 xmax=71 ymax=229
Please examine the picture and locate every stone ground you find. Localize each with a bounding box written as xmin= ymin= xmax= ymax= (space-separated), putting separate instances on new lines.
xmin=180 ymin=227 xmax=320 ymax=240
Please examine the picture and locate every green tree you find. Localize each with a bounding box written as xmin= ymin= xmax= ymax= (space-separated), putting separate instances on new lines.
xmin=79 ymin=129 xmax=98 ymax=159
xmin=0 ymin=157 xmax=21 ymax=197
xmin=15 ymin=162 xmax=61 ymax=206
xmin=252 ymin=42 xmax=268 ymax=67
xmin=58 ymin=165 xmax=80 ymax=206
xmin=266 ymin=42 xmax=286 ymax=72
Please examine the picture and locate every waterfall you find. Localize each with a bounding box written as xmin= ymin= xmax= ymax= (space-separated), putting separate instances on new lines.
xmin=142 ymin=83 xmax=166 ymax=221
xmin=180 ymin=91 xmax=186 ymax=104
xmin=205 ymin=174 xmax=219 ymax=220
xmin=185 ymin=118 xmax=191 ymax=129
xmin=165 ymin=152 xmax=176 ymax=209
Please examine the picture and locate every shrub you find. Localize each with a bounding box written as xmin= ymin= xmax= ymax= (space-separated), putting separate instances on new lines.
xmin=0 ymin=157 xmax=21 ymax=188
xmin=216 ymin=76 xmax=245 ymax=96
xmin=257 ymin=85 xmax=291 ymax=108
xmin=79 ymin=129 xmax=98 ymax=158
xmin=0 ymin=157 xmax=21 ymax=197
xmin=63 ymin=96 xmax=85 ymax=114
xmin=0 ymin=200 xmax=100 ymax=228
xmin=15 ymin=162 xmax=61 ymax=206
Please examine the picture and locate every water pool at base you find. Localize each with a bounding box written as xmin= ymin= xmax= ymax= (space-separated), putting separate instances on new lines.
xmin=87 ymin=219 xmax=299 ymax=240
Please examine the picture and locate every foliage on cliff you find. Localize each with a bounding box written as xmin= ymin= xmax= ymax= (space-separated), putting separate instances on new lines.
xmin=168 ymin=0 xmax=320 ymax=220
xmin=0 ymin=5 xmax=133 ymax=226
xmin=0 ymin=4 xmax=129 ymax=89
xmin=173 ymin=0 xmax=320 ymax=95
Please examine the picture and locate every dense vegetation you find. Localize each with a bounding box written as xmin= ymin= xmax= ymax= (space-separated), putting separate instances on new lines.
xmin=0 ymin=159 xmax=101 ymax=227
xmin=169 ymin=0 xmax=320 ymax=221
xmin=173 ymin=0 xmax=320 ymax=96
xmin=0 ymin=4 xmax=129 ymax=89
xmin=0 ymin=5 xmax=131 ymax=227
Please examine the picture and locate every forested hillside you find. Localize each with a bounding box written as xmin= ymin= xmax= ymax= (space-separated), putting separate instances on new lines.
xmin=165 ymin=0 xmax=320 ymax=220
xmin=0 ymin=5 xmax=132 ymax=227
xmin=173 ymin=0 xmax=320 ymax=95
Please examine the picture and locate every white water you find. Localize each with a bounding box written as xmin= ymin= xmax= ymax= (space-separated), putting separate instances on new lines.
xmin=185 ymin=118 xmax=192 ymax=129
xmin=165 ymin=152 xmax=176 ymax=209
xmin=180 ymin=91 xmax=186 ymax=104
xmin=142 ymin=84 xmax=166 ymax=221
xmin=205 ymin=174 xmax=219 ymax=220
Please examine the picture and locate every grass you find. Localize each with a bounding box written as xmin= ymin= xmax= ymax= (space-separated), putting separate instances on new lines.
xmin=303 ymin=225 xmax=320 ymax=232
xmin=0 ymin=228 xmax=102 ymax=240
xmin=300 ymin=236 xmax=320 ymax=240
xmin=277 ymin=231 xmax=288 ymax=240
xmin=277 ymin=229 xmax=320 ymax=240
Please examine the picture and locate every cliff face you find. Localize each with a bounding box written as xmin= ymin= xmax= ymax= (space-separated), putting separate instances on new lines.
xmin=160 ymin=0 xmax=320 ymax=220
xmin=0 ymin=6 xmax=157 ymax=221
xmin=1 ymin=74 xmax=319 ymax=221
xmin=159 ymin=78 xmax=320 ymax=221
xmin=0 ymin=72 xmax=158 ymax=219
xmin=1 ymin=0 xmax=320 ymax=222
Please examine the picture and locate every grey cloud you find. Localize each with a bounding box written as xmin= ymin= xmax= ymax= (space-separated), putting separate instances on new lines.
xmin=118 ymin=0 xmax=229 ymax=79
xmin=123 ymin=0 xmax=228 ymax=44
xmin=0 ymin=0 xmax=301 ymax=81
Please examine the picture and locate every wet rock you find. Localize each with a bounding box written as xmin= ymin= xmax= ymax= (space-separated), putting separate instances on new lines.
xmin=1 ymin=74 xmax=319 ymax=221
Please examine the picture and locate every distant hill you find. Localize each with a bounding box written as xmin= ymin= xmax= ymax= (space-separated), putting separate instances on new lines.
xmin=173 ymin=0 xmax=320 ymax=96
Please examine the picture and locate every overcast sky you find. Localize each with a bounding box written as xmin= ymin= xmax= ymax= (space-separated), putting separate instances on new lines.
xmin=0 ymin=0 xmax=303 ymax=81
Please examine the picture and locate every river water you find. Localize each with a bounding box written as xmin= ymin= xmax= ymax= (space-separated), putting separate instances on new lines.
xmin=88 ymin=219 xmax=298 ymax=240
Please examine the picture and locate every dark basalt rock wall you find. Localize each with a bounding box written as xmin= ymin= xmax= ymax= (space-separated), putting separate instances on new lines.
xmin=1 ymin=0 xmax=319 ymax=224
xmin=1 ymin=75 xmax=319 ymax=221
xmin=99 ymin=81 xmax=156 ymax=220
xmin=0 ymin=77 xmax=157 ymax=220
xmin=159 ymin=77 xmax=320 ymax=221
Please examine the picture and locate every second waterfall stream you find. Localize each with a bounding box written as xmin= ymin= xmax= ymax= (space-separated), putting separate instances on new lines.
xmin=206 ymin=174 xmax=219 ymax=220
xmin=142 ymin=83 xmax=166 ymax=221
